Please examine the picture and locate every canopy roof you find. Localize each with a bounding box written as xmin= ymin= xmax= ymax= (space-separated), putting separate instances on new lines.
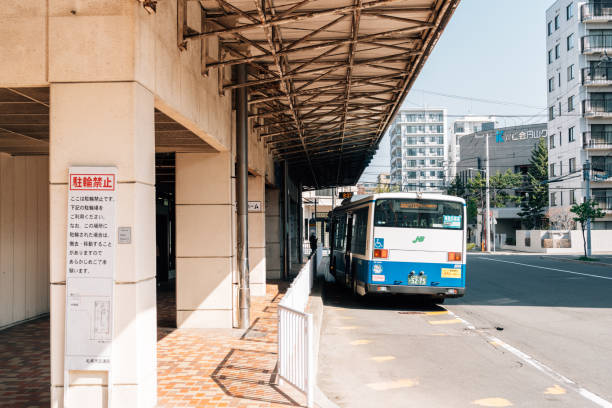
xmin=197 ymin=0 xmax=460 ymax=187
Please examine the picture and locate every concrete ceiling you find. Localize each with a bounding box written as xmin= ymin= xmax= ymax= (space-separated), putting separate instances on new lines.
xmin=0 ymin=87 xmax=215 ymax=156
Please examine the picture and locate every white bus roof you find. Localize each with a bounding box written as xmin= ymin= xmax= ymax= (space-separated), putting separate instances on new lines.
xmin=334 ymin=192 xmax=466 ymax=212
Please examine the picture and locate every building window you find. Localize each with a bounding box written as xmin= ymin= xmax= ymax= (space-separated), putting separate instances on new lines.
xmin=559 ymin=101 xmax=562 ymax=117
xmin=551 ymin=192 xmax=557 ymax=206
xmin=567 ymin=33 xmax=574 ymax=50
xmin=568 ymin=96 xmax=574 ymax=112
xmin=550 ymin=163 xmax=556 ymax=177
xmin=418 ymin=159 xmax=425 ymax=166
xmin=569 ymin=157 xmax=576 ymax=172
xmin=559 ymin=130 xmax=562 ymax=146
xmin=430 ymin=159 xmax=436 ymax=165
xmin=548 ymin=50 xmax=553 ymax=64
xmin=567 ymin=2 xmax=574 ymax=20
xmin=548 ymin=21 xmax=553 ymax=36
xmin=558 ymin=72 xmax=562 ymax=86
xmin=549 ymin=106 xmax=555 ymax=120
xmin=559 ymin=161 xmax=563 ymax=175
xmin=569 ymin=126 xmax=575 ymax=141
xmin=555 ymin=15 xmax=560 ymax=30
xmin=570 ymin=189 xmax=576 ymax=204
xmin=555 ymin=44 xmax=560 ymax=59
xmin=567 ymin=64 xmax=574 ymax=81
xmin=560 ymin=191 xmax=564 ymax=206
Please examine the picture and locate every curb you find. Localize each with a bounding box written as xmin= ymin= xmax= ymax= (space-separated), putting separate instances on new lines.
xmin=307 ymin=273 xmax=341 ymax=408
xmin=539 ymin=256 xmax=612 ymax=268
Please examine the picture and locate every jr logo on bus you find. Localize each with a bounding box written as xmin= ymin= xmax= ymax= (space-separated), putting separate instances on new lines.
xmin=412 ymin=236 xmax=425 ymax=243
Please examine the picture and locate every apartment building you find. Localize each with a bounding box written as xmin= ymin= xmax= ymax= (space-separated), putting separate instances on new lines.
xmin=546 ymin=0 xmax=612 ymax=229
xmin=389 ymin=108 xmax=448 ymax=192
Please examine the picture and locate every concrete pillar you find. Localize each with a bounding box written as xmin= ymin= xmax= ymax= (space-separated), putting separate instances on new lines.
xmin=175 ymin=152 xmax=234 ymax=328
xmin=248 ymin=175 xmax=266 ymax=296
xmin=49 ymin=82 xmax=156 ymax=407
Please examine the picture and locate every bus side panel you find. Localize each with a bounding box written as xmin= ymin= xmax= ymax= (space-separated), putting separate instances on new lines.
xmin=352 ymin=256 xmax=370 ymax=285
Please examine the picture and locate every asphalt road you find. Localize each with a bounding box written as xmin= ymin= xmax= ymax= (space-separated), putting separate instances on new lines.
xmin=317 ymin=254 xmax=612 ymax=408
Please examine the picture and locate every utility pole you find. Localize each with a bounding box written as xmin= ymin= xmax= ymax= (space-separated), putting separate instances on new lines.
xmin=584 ymin=160 xmax=592 ymax=257
xmin=485 ymin=134 xmax=491 ymax=252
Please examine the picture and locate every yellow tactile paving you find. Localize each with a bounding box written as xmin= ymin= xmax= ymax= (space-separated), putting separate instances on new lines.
xmin=428 ymin=318 xmax=462 ymax=325
xmin=366 ymin=378 xmax=419 ymax=391
xmin=472 ymin=397 xmax=513 ymax=407
xmin=544 ymin=384 xmax=567 ymax=395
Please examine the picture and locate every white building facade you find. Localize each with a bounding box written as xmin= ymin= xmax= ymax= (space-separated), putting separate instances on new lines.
xmin=546 ymin=0 xmax=612 ymax=229
xmin=389 ymin=108 xmax=448 ymax=192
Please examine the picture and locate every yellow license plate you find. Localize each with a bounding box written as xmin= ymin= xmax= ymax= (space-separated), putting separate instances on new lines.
xmin=441 ymin=268 xmax=461 ymax=279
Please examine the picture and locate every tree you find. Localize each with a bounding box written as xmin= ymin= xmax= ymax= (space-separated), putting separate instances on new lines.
xmin=570 ymin=200 xmax=605 ymax=258
xmin=518 ymin=138 xmax=549 ymax=229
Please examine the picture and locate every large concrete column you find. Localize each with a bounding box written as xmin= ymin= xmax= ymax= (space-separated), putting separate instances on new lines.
xmin=175 ymin=152 xmax=234 ymax=328
xmin=49 ymin=82 xmax=156 ymax=407
xmin=248 ymin=175 xmax=266 ymax=296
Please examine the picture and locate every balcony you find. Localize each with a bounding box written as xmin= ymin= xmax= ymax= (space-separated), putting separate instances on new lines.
xmin=581 ymin=34 xmax=612 ymax=54
xmin=582 ymin=66 xmax=612 ymax=86
xmin=583 ymin=99 xmax=612 ymax=118
xmin=594 ymin=196 xmax=612 ymax=211
xmin=581 ymin=2 xmax=612 ymax=22
xmin=593 ymin=170 xmax=612 ymax=182
xmin=583 ymin=131 xmax=612 ymax=148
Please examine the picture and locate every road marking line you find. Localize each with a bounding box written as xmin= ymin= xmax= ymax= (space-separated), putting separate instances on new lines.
xmin=446 ymin=310 xmax=612 ymax=408
xmin=350 ymin=339 xmax=371 ymax=345
xmin=337 ymin=316 xmax=354 ymax=320
xmin=428 ymin=318 xmax=462 ymax=325
xmin=425 ymin=311 xmax=449 ymax=315
xmin=472 ymin=397 xmax=513 ymax=407
xmin=366 ymin=378 xmax=418 ymax=391
xmin=479 ymin=257 xmax=612 ymax=281
xmin=545 ymin=384 xmax=567 ymax=395
xmin=338 ymin=326 xmax=359 ymax=330
xmin=370 ymin=356 xmax=395 ymax=362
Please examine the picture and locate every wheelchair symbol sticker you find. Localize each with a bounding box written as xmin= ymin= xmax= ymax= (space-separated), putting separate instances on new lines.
xmin=374 ymin=238 xmax=384 ymax=249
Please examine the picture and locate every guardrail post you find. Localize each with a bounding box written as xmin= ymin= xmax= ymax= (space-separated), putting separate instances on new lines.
xmin=307 ymin=313 xmax=314 ymax=408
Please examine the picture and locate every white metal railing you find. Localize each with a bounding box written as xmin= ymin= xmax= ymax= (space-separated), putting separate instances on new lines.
xmin=278 ymin=247 xmax=321 ymax=407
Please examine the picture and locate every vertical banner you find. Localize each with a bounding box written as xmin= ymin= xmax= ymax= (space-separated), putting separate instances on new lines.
xmin=64 ymin=167 xmax=117 ymax=404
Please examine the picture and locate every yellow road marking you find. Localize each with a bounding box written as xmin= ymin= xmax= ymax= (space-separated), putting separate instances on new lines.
xmin=544 ymin=385 xmax=567 ymax=395
xmin=425 ymin=311 xmax=449 ymax=315
xmin=366 ymin=378 xmax=418 ymax=391
xmin=338 ymin=326 xmax=359 ymax=330
xmin=428 ymin=319 xmax=462 ymax=325
xmin=472 ymin=397 xmax=513 ymax=407
xmin=370 ymin=356 xmax=395 ymax=362
xmin=350 ymin=339 xmax=371 ymax=345
xmin=489 ymin=340 xmax=501 ymax=346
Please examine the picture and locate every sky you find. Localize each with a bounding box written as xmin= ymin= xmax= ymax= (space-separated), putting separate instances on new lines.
xmin=359 ymin=0 xmax=551 ymax=183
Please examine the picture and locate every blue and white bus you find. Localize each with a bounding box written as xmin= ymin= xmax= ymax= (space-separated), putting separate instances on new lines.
xmin=329 ymin=193 xmax=466 ymax=303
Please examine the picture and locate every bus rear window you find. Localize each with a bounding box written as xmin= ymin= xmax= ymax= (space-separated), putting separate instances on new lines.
xmin=374 ymin=199 xmax=463 ymax=229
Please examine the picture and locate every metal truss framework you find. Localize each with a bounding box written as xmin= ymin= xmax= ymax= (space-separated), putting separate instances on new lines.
xmin=193 ymin=0 xmax=460 ymax=187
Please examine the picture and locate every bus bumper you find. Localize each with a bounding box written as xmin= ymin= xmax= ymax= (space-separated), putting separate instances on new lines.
xmin=365 ymin=283 xmax=465 ymax=298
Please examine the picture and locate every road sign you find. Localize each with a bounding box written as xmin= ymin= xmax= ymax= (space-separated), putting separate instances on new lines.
xmin=248 ymin=201 xmax=261 ymax=212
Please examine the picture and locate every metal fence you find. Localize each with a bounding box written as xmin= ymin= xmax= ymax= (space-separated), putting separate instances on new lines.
xmin=277 ymin=247 xmax=321 ymax=407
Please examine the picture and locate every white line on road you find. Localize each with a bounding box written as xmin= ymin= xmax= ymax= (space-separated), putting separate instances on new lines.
xmin=446 ymin=310 xmax=612 ymax=408
xmin=479 ymin=257 xmax=612 ymax=281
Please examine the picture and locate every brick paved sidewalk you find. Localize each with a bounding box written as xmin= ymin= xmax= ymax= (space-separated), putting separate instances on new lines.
xmin=0 ymin=282 xmax=304 ymax=408
xmin=157 ymin=282 xmax=305 ymax=408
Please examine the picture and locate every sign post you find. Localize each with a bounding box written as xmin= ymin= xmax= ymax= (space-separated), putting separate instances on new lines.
xmin=64 ymin=167 xmax=117 ymax=407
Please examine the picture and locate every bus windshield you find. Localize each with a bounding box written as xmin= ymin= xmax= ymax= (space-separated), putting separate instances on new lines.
xmin=374 ymin=199 xmax=463 ymax=230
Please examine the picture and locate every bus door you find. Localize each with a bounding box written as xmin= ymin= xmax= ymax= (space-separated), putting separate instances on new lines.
xmin=344 ymin=214 xmax=354 ymax=287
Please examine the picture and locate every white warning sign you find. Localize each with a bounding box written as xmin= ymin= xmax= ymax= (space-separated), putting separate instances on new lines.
xmin=64 ymin=167 xmax=117 ymax=373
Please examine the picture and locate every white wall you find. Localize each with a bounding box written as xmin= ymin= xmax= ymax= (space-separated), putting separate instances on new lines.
xmin=0 ymin=153 xmax=49 ymax=329
xmin=501 ymin=229 xmax=612 ymax=253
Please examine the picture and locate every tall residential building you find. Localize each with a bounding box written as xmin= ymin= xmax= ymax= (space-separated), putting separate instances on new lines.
xmin=546 ymin=0 xmax=612 ymax=229
xmin=389 ymin=108 xmax=448 ymax=192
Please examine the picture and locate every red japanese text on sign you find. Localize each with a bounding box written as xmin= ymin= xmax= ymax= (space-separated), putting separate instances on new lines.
xmin=70 ymin=174 xmax=115 ymax=191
